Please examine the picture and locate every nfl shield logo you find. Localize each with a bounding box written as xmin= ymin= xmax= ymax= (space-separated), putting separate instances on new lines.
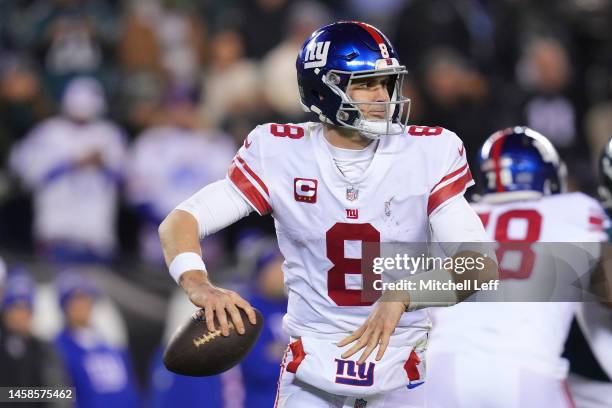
xmin=346 ymin=186 xmax=358 ymax=201
xmin=354 ymin=398 xmax=367 ymax=408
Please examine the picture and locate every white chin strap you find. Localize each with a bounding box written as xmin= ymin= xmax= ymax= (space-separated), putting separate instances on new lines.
xmin=358 ymin=121 xmax=402 ymax=140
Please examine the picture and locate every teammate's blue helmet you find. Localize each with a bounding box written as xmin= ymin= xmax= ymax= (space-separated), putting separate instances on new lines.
xmin=477 ymin=126 xmax=566 ymax=200
xmin=296 ymin=21 xmax=410 ymax=139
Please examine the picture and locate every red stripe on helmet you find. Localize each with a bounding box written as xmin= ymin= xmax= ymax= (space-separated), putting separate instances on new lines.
xmin=353 ymin=21 xmax=385 ymax=45
xmin=491 ymin=132 xmax=507 ymax=193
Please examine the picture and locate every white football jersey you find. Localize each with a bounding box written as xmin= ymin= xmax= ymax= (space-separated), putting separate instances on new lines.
xmin=430 ymin=192 xmax=609 ymax=378
xmin=226 ymin=122 xmax=474 ymax=345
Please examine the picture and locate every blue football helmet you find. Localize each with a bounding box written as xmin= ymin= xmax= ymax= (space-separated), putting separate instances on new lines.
xmin=296 ymin=21 xmax=410 ymax=138
xmin=477 ymin=126 xmax=566 ymax=200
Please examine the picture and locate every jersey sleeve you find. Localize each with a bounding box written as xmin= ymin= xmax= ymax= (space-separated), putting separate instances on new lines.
xmin=226 ymin=125 xmax=272 ymax=215
xmin=427 ymin=130 xmax=475 ymax=216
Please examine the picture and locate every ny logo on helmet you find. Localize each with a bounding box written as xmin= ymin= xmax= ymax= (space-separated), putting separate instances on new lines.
xmin=304 ymin=41 xmax=331 ymax=69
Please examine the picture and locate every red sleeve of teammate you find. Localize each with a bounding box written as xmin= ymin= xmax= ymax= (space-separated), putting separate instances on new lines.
xmin=427 ymin=131 xmax=474 ymax=216
xmin=226 ymin=126 xmax=272 ymax=215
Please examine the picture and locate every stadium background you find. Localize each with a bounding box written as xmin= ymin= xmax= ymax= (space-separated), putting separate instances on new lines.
xmin=0 ymin=0 xmax=611 ymax=406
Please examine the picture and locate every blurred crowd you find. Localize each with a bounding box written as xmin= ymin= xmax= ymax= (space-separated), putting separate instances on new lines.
xmin=0 ymin=243 xmax=287 ymax=407
xmin=1 ymin=0 xmax=612 ymax=406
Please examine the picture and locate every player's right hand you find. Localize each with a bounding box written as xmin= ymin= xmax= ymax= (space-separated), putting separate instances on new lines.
xmin=180 ymin=271 xmax=257 ymax=336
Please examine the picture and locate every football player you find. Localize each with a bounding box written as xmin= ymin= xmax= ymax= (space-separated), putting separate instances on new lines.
xmin=564 ymin=137 xmax=612 ymax=407
xmin=159 ymin=21 xmax=496 ymax=407
xmin=427 ymin=127 xmax=609 ymax=407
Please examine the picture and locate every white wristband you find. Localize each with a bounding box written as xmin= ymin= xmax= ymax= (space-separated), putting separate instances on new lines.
xmin=169 ymin=252 xmax=207 ymax=284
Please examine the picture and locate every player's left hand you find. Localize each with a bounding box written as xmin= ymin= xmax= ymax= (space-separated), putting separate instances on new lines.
xmin=337 ymin=300 xmax=407 ymax=364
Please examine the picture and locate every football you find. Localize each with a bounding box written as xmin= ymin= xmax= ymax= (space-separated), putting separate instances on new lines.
xmin=163 ymin=307 xmax=264 ymax=376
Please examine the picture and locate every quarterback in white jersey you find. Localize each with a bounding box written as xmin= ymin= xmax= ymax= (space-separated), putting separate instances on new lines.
xmin=160 ymin=21 xmax=495 ymax=408
xmin=230 ymin=120 xmax=475 ymax=341
xmin=427 ymin=127 xmax=609 ymax=407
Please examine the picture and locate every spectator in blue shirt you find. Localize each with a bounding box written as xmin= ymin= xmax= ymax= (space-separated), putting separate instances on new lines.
xmin=53 ymin=270 xmax=140 ymax=408
xmin=0 ymin=267 xmax=66 ymax=405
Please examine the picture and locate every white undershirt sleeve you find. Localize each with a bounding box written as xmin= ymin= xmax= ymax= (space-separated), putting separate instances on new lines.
xmin=429 ymin=196 xmax=496 ymax=260
xmin=430 ymin=197 xmax=487 ymax=242
xmin=175 ymin=179 xmax=253 ymax=239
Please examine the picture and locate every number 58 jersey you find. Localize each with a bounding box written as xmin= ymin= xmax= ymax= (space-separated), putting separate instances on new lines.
xmin=227 ymin=122 xmax=474 ymax=343
xmin=430 ymin=192 xmax=609 ymax=378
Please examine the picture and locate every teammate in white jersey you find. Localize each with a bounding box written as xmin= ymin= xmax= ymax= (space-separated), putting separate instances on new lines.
xmin=427 ymin=127 xmax=609 ymax=407
xmin=159 ymin=21 xmax=496 ymax=407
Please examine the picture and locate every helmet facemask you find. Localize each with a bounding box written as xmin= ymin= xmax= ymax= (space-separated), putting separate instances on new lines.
xmin=321 ymin=63 xmax=411 ymax=139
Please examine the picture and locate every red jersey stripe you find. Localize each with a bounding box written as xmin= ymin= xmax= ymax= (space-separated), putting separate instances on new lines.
xmin=236 ymin=155 xmax=269 ymax=195
xmin=431 ymin=163 xmax=469 ymax=193
xmin=273 ymin=348 xmax=289 ymax=408
xmin=477 ymin=212 xmax=491 ymax=228
xmin=286 ymin=338 xmax=306 ymax=374
xmin=562 ymin=380 xmax=575 ymax=408
xmin=427 ymin=169 xmax=474 ymax=215
xmin=589 ymin=216 xmax=604 ymax=226
xmin=404 ymin=350 xmax=421 ymax=381
xmin=228 ymin=161 xmax=272 ymax=215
